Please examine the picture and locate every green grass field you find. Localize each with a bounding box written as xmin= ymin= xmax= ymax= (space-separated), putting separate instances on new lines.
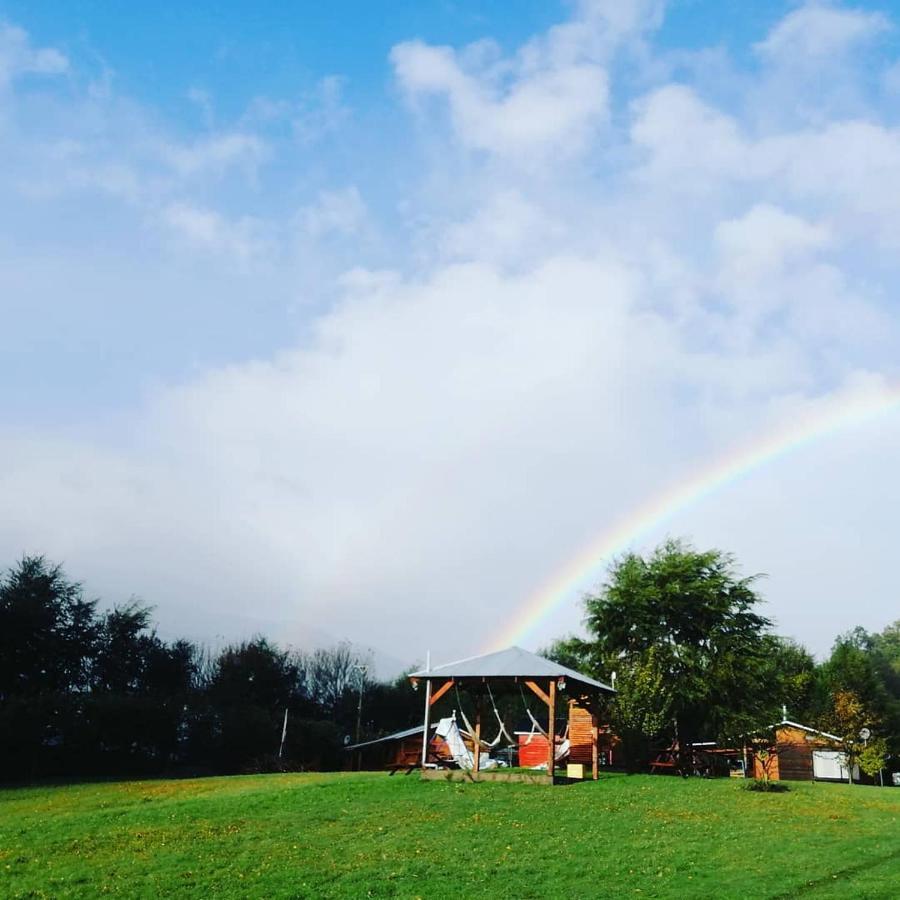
xmin=1 ymin=772 xmax=898 ymax=898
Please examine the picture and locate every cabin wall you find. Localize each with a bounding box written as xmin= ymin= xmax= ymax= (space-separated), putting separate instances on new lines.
xmin=568 ymin=706 xmax=593 ymax=765
xmin=569 ymin=706 xmax=616 ymax=767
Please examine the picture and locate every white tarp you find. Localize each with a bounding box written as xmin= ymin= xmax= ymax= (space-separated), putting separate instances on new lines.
xmin=435 ymin=717 xmax=500 ymax=770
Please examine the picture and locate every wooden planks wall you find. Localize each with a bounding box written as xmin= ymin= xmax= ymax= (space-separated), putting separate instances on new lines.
xmin=569 ymin=706 xmax=594 ymax=765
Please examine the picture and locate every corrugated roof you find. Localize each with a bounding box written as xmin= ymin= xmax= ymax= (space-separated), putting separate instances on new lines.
xmin=408 ymin=645 xmax=614 ymax=693
xmin=346 ymin=724 xmax=429 ymax=750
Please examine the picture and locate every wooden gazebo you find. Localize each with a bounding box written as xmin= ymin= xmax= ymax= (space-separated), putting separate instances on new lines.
xmin=409 ymin=646 xmax=615 ymax=782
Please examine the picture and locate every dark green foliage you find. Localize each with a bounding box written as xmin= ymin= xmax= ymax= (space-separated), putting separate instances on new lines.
xmin=0 ymin=556 xmax=419 ymax=779
xmin=818 ymin=625 xmax=900 ymax=757
xmin=545 ymin=540 xmax=900 ymax=771
xmin=540 ymin=635 xmax=591 ymax=672
xmin=210 ymin=638 xmax=300 ymax=709
xmin=579 ymin=539 xmax=777 ymax=751
xmin=0 ymin=556 xmax=99 ymax=697
xmin=743 ymin=778 xmax=789 ymax=793
xmin=4 ymin=549 xmax=898 ymax=781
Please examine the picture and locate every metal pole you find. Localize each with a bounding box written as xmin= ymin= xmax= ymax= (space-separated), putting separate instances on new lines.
xmin=278 ymin=708 xmax=289 ymax=759
xmin=421 ymin=651 xmax=432 ymax=768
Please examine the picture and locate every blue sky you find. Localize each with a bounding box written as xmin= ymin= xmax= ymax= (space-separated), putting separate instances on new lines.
xmin=2 ymin=1 xmax=900 ymax=665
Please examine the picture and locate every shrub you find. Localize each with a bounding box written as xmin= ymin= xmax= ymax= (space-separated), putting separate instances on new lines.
xmin=744 ymin=778 xmax=789 ymax=793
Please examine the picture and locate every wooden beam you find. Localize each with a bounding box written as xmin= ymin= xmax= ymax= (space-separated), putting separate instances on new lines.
xmin=547 ymin=678 xmax=557 ymax=777
xmin=473 ymin=694 xmax=482 ymax=774
xmin=525 ymin=680 xmax=551 ymax=707
xmin=591 ymin=705 xmax=599 ymax=781
xmin=429 ymin=679 xmax=454 ymax=707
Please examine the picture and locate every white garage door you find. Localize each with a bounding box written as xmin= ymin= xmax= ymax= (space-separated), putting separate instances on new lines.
xmin=813 ymin=750 xmax=858 ymax=781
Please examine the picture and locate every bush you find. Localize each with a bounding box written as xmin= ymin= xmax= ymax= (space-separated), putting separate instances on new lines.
xmin=744 ymin=778 xmax=789 ymax=793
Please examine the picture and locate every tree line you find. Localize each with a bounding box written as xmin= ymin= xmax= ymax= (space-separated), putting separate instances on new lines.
xmin=0 ymin=556 xmax=419 ymax=779
xmin=3 ymin=544 xmax=899 ymax=782
xmin=544 ymin=539 xmax=900 ymax=779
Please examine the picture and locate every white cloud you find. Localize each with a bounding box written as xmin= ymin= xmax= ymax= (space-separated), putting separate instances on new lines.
xmin=391 ymin=39 xmax=609 ymax=159
xmin=715 ymin=204 xmax=832 ymax=285
xmin=385 ymin=0 xmax=666 ymax=160
xmin=438 ymin=189 xmax=564 ymax=265
xmin=0 ymin=22 xmax=68 ymax=88
xmin=3 ymin=6 xmax=900 ymax=662
xmin=631 ymin=84 xmax=746 ymax=181
xmin=299 ymin=187 xmax=367 ymax=238
xmin=157 ymin=132 xmax=267 ymax=179
xmin=631 ymin=84 xmax=900 ymax=245
xmin=161 ymin=202 xmax=271 ymax=263
xmin=756 ymin=2 xmax=889 ymax=62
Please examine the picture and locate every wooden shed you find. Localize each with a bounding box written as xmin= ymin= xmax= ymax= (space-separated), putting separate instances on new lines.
xmin=747 ymin=719 xmax=857 ymax=782
xmin=345 ymin=725 xmax=432 ymax=773
xmin=517 ymin=705 xmax=616 ymax=768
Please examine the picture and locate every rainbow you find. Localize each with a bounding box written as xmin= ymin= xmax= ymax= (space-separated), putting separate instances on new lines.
xmin=487 ymin=381 xmax=900 ymax=653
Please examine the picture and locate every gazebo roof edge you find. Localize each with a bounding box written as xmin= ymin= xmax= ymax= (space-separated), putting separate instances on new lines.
xmin=408 ymin=645 xmax=615 ymax=693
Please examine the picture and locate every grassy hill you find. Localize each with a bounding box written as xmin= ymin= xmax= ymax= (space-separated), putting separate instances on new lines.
xmin=1 ymin=772 xmax=898 ymax=898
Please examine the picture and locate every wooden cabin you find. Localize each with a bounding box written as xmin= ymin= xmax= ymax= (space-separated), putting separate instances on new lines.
xmin=345 ymin=725 xmax=429 ymax=773
xmin=747 ymin=720 xmax=857 ymax=782
xmin=568 ymin=704 xmax=617 ymax=767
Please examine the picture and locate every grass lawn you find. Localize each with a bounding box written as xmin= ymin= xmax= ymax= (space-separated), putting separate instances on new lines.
xmin=1 ymin=772 xmax=898 ymax=898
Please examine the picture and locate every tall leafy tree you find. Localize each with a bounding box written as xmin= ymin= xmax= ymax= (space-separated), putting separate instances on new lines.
xmin=0 ymin=556 xmax=99 ymax=698
xmin=579 ymin=539 xmax=775 ymax=746
xmin=759 ymin=635 xmax=819 ymax=723
xmin=820 ymin=627 xmax=900 ymax=757
xmin=93 ymin=602 xmax=162 ymax=694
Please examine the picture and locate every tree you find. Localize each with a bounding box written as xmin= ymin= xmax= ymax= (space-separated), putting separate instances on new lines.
xmin=760 ymin=636 xmax=818 ymax=723
xmin=541 ymin=636 xmax=591 ymax=673
xmin=298 ymin=643 xmax=369 ymax=720
xmin=207 ymin=638 xmax=305 ymax=772
xmin=580 ymin=539 xmax=775 ymax=749
xmin=0 ymin=556 xmax=99 ymax=698
xmin=749 ymin=727 xmax=780 ymax=786
xmin=824 ymin=689 xmax=874 ymax=784
xmin=210 ymin=637 xmax=300 ymax=709
xmin=858 ymin=737 xmax=888 ymax=783
xmin=93 ymin=602 xmax=162 ymax=694
xmin=607 ymin=646 xmax=676 ymax=770
xmin=819 ymin=629 xmax=899 ymax=760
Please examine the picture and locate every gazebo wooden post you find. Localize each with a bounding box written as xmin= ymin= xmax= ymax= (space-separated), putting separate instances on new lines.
xmin=547 ymin=679 xmax=557 ymax=778
xmin=591 ymin=698 xmax=600 ymax=781
xmin=420 ymin=677 xmax=432 ymax=768
xmin=473 ymin=691 xmax=482 ymax=774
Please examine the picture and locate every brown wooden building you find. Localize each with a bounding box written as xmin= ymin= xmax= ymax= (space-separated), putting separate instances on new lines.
xmin=747 ymin=719 xmax=856 ymax=782
xmin=345 ymin=725 xmax=431 ymax=772
xmin=516 ymin=704 xmax=617 ymax=768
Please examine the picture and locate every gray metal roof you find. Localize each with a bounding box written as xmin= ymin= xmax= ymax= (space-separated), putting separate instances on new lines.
xmin=408 ymin=645 xmax=614 ymax=693
xmin=346 ymin=724 xmax=430 ymax=750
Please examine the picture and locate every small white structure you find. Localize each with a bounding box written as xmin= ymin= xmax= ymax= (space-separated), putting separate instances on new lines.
xmin=812 ymin=750 xmax=859 ymax=782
